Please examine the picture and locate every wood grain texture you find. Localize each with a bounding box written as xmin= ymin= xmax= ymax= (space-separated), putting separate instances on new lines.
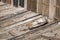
xmin=38 ymin=0 xmax=43 ymax=14
xmin=42 ymin=0 xmax=49 ymax=16
xmin=6 ymin=0 xmax=11 ymax=4
xmin=27 ymin=0 xmax=37 ymax=12
xmin=27 ymin=0 xmax=31 ymax=11
xmin=55 ymin=0 xmax=60 ymax=20
xmin=1 ymin=0 xmax=6 ymax=3
xmin=38 ymin=0 xmax=49 ymax=16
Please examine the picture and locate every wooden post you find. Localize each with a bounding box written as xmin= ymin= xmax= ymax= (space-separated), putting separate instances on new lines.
xmin=37 ymin=0 xmax=42 ymax=14
xmin=49 ymin=0 xmax=56 ymax=20
xmin=24 ymin=0 xmax=27 ymax=10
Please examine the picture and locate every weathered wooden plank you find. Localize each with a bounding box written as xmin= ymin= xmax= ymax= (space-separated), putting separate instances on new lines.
xmin=27 ymin=0 xmax=37 ymax=12
xmin=0 ymin=11 xmax=39 ymax=28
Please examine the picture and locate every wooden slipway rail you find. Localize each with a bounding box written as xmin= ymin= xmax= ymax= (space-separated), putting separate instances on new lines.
xmin=0 ymin=10 xmax=27 ymax=21
xmin=9 ymin=20 xmax=60 ymax=40
xmin=0 ymin=12 xmax=42 ymax=33
xmin=0 ymin=12 xmax=40 ymax=28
